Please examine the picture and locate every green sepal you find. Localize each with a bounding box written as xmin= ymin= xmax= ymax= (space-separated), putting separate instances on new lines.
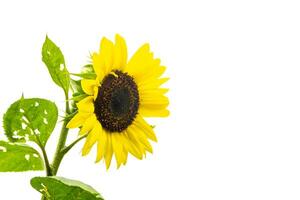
xmin=69 ymin=79 xmax=88 ymax=113
xmin=71 ymin=93 xmax=88 ymax=102
xmin=71 ymin=64 xmax=97 ymax=80
xmin=71 ymin=72 xmax=97 ymax=79
xmin=70 ymin=79 xmax=84 ymax=94
xmin=81 ymin=64 xmax=95 ymax=74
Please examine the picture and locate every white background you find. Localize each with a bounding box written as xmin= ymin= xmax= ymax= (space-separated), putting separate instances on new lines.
xmin=0 ymin=0 xmax=300 ymax=199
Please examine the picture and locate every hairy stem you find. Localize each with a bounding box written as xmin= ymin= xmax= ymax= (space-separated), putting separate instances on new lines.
xmin=61 ymin=134 xmax=88 ymax=155
xmin=39 ymin=144 xmax=52 ymax=176
xmin=51 ymin=92 xmax=71 ymax=175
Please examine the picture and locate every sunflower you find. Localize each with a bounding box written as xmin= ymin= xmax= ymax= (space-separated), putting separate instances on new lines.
xmin=67 ymin=34 xmax=169 ymax=169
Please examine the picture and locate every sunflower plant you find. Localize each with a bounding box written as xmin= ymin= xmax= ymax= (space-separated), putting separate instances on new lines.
xmin=0 ymin=34 xmax=169 ymax=200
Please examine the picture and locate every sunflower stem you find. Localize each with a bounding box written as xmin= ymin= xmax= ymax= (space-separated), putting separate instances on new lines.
xmin=61 ymin=134 xmax=88 ymax=155
xmin=39 ymin=143 xmax=52 ymax=176
xmin=51 ymin=92 xmax=71 ymax=175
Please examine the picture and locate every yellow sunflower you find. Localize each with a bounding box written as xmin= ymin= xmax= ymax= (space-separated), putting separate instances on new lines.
xmin=67 ymin=34 xmax=169 ymax=169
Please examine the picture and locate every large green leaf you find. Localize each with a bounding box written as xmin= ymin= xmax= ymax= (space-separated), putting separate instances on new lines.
xmin=31 ymin=176 xmax=104 ymax=200
xmin=42 ymin=36 xmax=70 ymax=94
xmin=3 ymin=97 xmax=58 ymax=146
xmin=0 ymin=141 xmax=44 ymax=172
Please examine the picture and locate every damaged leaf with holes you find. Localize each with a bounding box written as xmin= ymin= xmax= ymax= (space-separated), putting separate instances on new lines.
xmin=31 ymin=176 xmax=104 ymax=200
xmin=0 ymin=141 xmax=44 ymax=172
xmin=3 ymin=98 xmax=58 ymax=146
xmin=42 ymin=36 xmax=70 ymax=94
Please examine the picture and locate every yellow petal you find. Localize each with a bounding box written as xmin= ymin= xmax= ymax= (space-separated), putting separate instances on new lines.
xmin=149 ymin=65 xmax=166 ymax=80
xmin=139 ymin=89 xmax=169 ymax=112
xmin=81 ymin=79 xmax=98 ymax=95
xmin=113 ymin=34 xmax=127 ymax=70
xmin=100 ymin=37 xmax=114 ymax=73
xmin=138 ymin=77 xmax=169 ymax=91
xmin=117 ymin=135 xmax=129 ymax=165
xmin=134 ymin=115 xmax=157 ymax=142
xmin=82 ymin=122 xmax=101 ymax=156
xmin=92 ymin=53 xmax=105 ymax=80
xmin=140 ymin=88 xmax=169 ymax=100
xmin=125 ymin=43 xmax=167 ymax=86
xmin=140 ymin=95 xmax=169 ymax=108
xmin=79 ymin=114 xmax=97 ymax=135
xmin=67 ymin=112 xmax=91 ymax=128
xmin=137 ymin=59 xmax=163 ymax=82
xmin=76 ymin=96 xmax=94 ymax=113
xmin=104 ymin=134 xmax=113 ymax=169
xmin=93 ymin=87 xmax=99 ymax=100
xmin=132 ymin=125 xmax=153 ymax=153
xmin=139 ymin=107 xmax=170 ymax=117
xmin=126 ymin=128 xmax=146 ymax=155
xmin=111 ymin=133 xmax=125 ymax=168
xmin=96 ymin=128 xmax=107 ymax=162
xmin=127 ymin=125 xmax=153 ymax=153
xmin=125 ymin=43 xmax=151 ymax=76
xmin=123 ymin=131 xmax=143 ymax=159
xmin=122 ymin=149 xmax=128 ymax=165
xmin=139 ymin=88 xmax=169 ymax=96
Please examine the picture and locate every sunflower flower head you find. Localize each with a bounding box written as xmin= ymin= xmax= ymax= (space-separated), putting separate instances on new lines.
xmin=67 ymin=34 xmax=169 ymax=169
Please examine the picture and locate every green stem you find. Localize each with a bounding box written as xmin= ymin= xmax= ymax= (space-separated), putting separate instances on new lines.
xmin=39 ymin=143 xmax=52 ymax=176
xmin=51 ymin=119 xmax=69 ymax=175
xmin=41 ymin=196 xmax=47 ymax=200
xmin=61 ymin=134 xmax=88 ymax=155
xmin=51 ymin=92 xmax=71 ymax=175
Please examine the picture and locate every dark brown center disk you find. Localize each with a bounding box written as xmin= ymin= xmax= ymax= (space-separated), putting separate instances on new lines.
xmin=94 ymin=70 xmax=139 ymax=132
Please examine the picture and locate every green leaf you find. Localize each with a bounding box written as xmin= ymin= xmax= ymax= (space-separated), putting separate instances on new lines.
xmin=0 ymin=141 xmax=44 ymax=172
xmin=42 ymin=36 xmax=70 ymax=94
xmin=3 ymin=98 xmax=58 ymax=146
xmin=31 ymin=176 xmax=104 ymax=200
